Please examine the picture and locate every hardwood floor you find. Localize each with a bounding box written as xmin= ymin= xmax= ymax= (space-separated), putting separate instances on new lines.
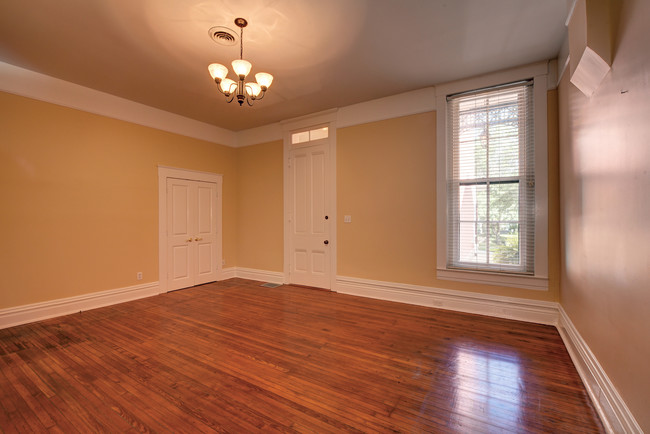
xmin=0 ymin=279 xmax=604 ymax=433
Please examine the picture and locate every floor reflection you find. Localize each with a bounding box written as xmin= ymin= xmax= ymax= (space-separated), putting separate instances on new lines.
xmin=418 ymin=342 xmax=525 ymax=431
xmin=452 ymin=344 xmax=523 ymax=429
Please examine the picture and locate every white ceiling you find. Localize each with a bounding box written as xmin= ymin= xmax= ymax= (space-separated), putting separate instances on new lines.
xmin=0 ymin=0 xmax=568 ymax=131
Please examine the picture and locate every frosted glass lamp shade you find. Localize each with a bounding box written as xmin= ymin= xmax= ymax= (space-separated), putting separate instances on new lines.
xmin=246 ymin=82 xmax=261 ymax=97
xmin=220 ymin=78 xmax=236 ymax=94
xmin=208 ymin=63 xmax=228 ymax=80
xmin=232 ymin=59 xmax=252 ymax=78
xmin=255 ymin=72 xmax=273 ymax=89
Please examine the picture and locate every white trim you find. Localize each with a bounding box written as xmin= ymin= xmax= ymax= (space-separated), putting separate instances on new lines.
xmin=337 ymin=87 xmax=436 ymax=129
xmin=0 ymin=282 xmax=159 ymax=329
xmin=559 ymin=54 xmax=571 ymax=84
xmin=435 ymin=62 xmax=550 ymax=289
xmin=335 ymin=276 xmax=558 ymax=325
xmin=566 ymin=0 xmax=579 ymax=27
xmin=533 ymin=73 xmax=549 ymax=279
xmin=221 ymin=267 xmax=237 ymax=280
xmin=0 ymin=61 xmax=237 ymax=147
xmin=282 ymin=111 xmax=338 ymax=290
xmin=158 ymin=166 xmax=223 ymax=293
xmin=436 ymin=269 xmax=548 ymax=291
xmin=236 ymin=122 xmax=283 ymax=148
xmin=557 ymin=306 xmax=643 ymax=434
xmin=234 ymin=267 xmax=284 ymax=284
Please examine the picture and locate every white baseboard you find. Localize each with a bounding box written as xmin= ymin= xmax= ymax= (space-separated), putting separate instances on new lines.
xmin=557 ymin=306 xmax=642 ymax=434
xmin=220 ymin=267 xmax=237 ymax=280
xmin=0 ymin=282 xmax=160 ymax=329
xmin=233 ymin=267 xmax=284 ymax=284
xmin=335 ymin=275 xmax=559 ymax=325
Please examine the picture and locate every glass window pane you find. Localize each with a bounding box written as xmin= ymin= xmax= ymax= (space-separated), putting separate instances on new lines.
xmin=490 ymin=223 xmax=520 ymax=265
xmin=459 ymin=221 xmax=477 ymax=263
xmin=309 ymin=127 xmax=328 ymax=141
xmin=488 ymin=183 xmax=519 ymax=222
xmin=291 ymin=131 xmax=309 ymax=144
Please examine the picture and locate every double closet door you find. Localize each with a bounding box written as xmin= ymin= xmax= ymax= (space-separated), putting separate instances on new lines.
xmin=166 ymin=178 xmax=219 ymax=291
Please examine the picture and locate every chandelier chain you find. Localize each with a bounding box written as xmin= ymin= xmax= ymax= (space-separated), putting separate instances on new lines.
xmin=240 ymin=26 xmax=243 ymax=60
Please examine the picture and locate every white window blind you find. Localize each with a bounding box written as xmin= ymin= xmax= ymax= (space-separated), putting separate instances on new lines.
xmin=447 ymin=80 xmax=535 ymax=274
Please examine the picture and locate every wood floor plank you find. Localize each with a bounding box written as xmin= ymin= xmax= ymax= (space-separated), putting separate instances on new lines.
xmin=0 ymin=278 xmax=604 ymax=432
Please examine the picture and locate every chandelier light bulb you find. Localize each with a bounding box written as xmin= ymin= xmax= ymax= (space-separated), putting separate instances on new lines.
xmin=246 ymin=82 xmax=262 ymax=97
xmin=208 ymin=63 xmax=228 ymax=80
xmin=232 ymin=59 xmax=252 ymax=78
xmin=219 ymin=78 xmax=236 ymax=95
xmin=255 ymin=72 xmax=273 ymax=89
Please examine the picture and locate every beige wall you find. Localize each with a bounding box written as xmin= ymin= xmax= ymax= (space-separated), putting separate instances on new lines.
xmin=337 ymin=104 xmax=560 ymax=302
xmin=1 ymin=84 xmax=561 ymax=309
xmin=236 ymin=140 xmax=284 ymax=271
xmin=0 ymin=91 xmax=238 ymax=308
xmin=558 ymin=0 xmax=650 ymax=429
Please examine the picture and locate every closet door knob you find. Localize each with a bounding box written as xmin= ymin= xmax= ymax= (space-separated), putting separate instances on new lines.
xmin=324 ymin=240 xmax=329 ymax=245
xmin=195 ymin=237 xmax=203 ymax=241
xmin=186 ymin=238 xmax=193 ymax=242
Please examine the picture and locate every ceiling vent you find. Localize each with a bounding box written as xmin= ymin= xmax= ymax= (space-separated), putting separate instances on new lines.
xmin=208 ymin=26 xmax=238 ymax=46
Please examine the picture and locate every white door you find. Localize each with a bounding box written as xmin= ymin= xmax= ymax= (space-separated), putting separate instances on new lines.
xmin=167 ymin=178 xmax=219 ymax=291
xmin=289 ymin=143 xmax=330 ymax=288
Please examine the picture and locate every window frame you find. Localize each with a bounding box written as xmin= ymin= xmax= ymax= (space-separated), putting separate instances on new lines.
xmin=435 ymin=64 xmax=549 ymax=291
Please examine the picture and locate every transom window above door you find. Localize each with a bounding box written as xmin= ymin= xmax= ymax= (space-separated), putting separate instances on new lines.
xmin=291 ymin=126 xmax=328 ymax=145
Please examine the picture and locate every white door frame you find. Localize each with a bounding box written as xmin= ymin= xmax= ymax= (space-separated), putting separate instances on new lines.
xmin=158 ymin=165 xmax=223 ymax=293
xmin=282 ymin=109 xmax=338 ymax=288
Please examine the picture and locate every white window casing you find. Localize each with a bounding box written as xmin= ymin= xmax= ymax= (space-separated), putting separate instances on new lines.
xmin=436 ymin=63 xmax=549 ymax=291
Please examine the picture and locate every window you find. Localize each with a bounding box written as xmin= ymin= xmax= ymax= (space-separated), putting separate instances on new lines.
xmin=291 ymin=126 xmax=328 ymax=145
xmin=446 ymin=81 xmax=535 ymax=275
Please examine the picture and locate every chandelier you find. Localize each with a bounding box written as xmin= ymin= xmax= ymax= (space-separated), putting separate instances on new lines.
xmin=208 ymin=18 xmax=273 ymax=106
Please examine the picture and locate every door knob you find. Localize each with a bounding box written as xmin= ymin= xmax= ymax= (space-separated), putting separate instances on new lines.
xmin=194 ymin=237 xmax=203 ymax=241
xmin=186 ymin=238 xmax=193 ymax=242
xmin=324 ymin=240 xmax=329 ymax=245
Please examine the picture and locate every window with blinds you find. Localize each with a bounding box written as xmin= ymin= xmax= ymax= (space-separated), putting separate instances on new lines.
xmin=446 ymin=80 xmax=535 ymax=274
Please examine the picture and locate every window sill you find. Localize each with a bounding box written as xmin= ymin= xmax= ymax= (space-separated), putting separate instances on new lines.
xmin=437 ymin=268 xmax=548 ymax=291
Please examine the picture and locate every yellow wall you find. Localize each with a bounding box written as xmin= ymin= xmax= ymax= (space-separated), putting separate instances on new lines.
xmin=236 ymin=140 xmax=284 ymax=271
xmin=0 ymin=86 xmax=560 ymax=308
xmin=337 ymin=96 xmax=560 ymax=302
xmin=559 ymin=0 xmax=650 ymax=428
xmin=0 ymin=91 xmax=238 ymax=308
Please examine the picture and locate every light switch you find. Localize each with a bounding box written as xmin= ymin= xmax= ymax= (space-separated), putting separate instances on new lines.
xmin=344 ymin=215 xmax=352 ymax=223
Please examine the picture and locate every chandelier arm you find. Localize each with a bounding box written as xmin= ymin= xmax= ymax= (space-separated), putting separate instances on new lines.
xmin=225 ymin=93 xmax=235 ymax=104
xmin=213 ymin=79 xmax=226 ymax=96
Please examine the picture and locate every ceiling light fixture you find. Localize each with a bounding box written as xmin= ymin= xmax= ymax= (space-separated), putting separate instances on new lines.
xmin=208 ymin=18 xmax=273 ymax=106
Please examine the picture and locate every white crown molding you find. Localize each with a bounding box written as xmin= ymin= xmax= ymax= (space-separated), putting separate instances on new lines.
xmin=0 ymin=282 xmax=159 ymax=329
xmin=3 ymin=60 xmax=559 ymax=149
xmin=335 ymin=275 xmax=559 ymax=325
xmin=0 ymin=61 xmax=237 ymax=147
xmin=236 ymin=122 xmax=283 ymax=147
xmin=336 ymin=87 xmax=436 ymax=129
xmin=557 ymin=306 xmax=643 ymax=434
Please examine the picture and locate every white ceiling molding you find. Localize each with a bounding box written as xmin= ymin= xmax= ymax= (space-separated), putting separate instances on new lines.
xmin=0 ymin=61 xmax=237 ymax=147
xmin=2 ymin=60 xmax=557 ymax=149
xmin=337 ymin=87 xmax=436 ymax=130
xmin=236 ymin=122 xmax=283 ymax=147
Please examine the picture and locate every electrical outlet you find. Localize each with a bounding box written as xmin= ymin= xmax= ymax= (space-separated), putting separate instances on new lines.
xmin=222 ymin=259 xmax=226 ymax=266
xmin=137 ymin=272 xmax=143 ymax=280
